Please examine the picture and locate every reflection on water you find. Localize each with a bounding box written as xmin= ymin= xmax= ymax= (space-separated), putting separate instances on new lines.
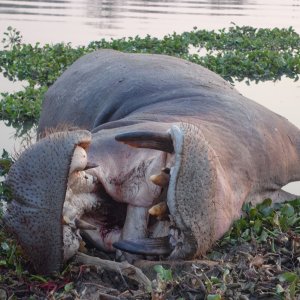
xmin=0 ymin=0 xmax=300 ymax=44
xmin=1 ymin=0 xmax=300 ymax=194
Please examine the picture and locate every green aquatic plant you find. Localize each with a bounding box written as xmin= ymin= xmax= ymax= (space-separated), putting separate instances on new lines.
xmin=221 ymin=198 xmax=300 ymax=245
xmin=1 ymin=26 xmax=22 ymax=49
xmin=0 ymin=25 xmax=299 ymax=128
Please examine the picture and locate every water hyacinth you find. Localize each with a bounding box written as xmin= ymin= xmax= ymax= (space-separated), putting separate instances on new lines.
xmin=0 ymin=25 xmax=300 ymax=128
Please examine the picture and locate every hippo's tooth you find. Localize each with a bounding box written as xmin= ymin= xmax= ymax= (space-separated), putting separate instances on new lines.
xmin=148 ymin=201 xmax=168 ymax=217
xmin=84 ymin=161 xmax=99 ymax=170
xmin=69 ymin=146 xmax=88 ymax=174
xmin=75 ymin=218 xmax=97 ymax=230
xmin=121 ymin=205 xmax=149 ymax=240
xmin=150 ymin=168 xmax=170 ymax=187
xmin=113 ymin=236 xmax=172 ymax=256
xmin=62 ymin=215 xmax=71 ymax=226
xmin=62 ymin=215 xmax=77 ymax=230
xmin=68 ymin=171 xmax=97 ymax=194
xmin=115 ymin=131 xmax=174 ymax=153
xmin=118 ymin=205 xmax=149 ymax=261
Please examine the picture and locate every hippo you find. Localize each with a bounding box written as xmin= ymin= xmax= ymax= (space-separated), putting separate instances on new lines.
xmin=3 ymin=49 xmax=300 ymax=275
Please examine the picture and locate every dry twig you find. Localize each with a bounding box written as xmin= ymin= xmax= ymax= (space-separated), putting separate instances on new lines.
xmin=74 ymin=252 xmax=152 ymax=292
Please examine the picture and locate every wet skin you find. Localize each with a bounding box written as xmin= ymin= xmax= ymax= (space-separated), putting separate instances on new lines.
xmin=4 ymin=50 xmax=300 ymax=274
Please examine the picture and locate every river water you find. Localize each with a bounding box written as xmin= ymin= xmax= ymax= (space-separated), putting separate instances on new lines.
xmin=0 ymin=0 xmax=300 ymax=192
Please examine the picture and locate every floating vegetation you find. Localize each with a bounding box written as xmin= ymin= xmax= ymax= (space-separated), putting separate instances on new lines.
xmin=0 ymin=25 xmax=300 ymax=127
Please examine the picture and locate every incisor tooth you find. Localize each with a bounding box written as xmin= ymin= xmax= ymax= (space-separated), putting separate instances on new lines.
xmin=75 ymin=218 xmax=97 ymax=230
xmin=79 ymin=240 xmax=88 ymax=253
xmin=150 ymin=171 xmax=170 ymax=187
xmin=148 ymin=201 xmax=168 ymax=217
xmin=62 ymin=215 xmax=71 ymax=225
xmin=69 ymin=146 xmax=88 ymax=174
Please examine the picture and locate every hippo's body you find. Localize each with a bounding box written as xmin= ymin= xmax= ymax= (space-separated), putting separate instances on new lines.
xmin=4 ymin=50 xmax=300 ymax=274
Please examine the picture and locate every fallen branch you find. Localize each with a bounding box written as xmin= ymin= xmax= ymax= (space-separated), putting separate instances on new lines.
xmin=74 ymin=252 xmax=152 ymax=292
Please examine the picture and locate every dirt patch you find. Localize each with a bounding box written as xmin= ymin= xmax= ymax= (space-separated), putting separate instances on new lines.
xmin=1 ymin=230 xmax=299 ymax=299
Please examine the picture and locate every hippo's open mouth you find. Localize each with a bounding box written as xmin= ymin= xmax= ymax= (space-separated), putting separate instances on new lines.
xmin=63 ymin=155 xmax=172 ymax=261
xmin=5 ymin=123 xmax=213 ymax=274
xmin=62 ymin=125 xmax=189 ymax=263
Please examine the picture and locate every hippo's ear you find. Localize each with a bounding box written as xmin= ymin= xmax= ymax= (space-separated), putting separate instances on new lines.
xmin=3 ymin=130 xmax=91 ymax=274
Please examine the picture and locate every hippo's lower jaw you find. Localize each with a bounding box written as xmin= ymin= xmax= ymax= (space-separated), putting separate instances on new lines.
xmin=61 ymin=123 xmax=206 ymax=264
xmin=5 ymin=122 xmax=221 ymax=274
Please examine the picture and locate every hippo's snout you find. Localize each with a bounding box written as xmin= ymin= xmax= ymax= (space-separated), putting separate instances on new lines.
xmin=3 ymin=130 xmax=91 ymax=274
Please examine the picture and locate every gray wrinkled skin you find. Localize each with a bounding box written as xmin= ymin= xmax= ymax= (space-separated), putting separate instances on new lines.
xmin=4 ymin=50 xmax=300 ymax=274
xmin=4 ymin=130 xmax=91 ymax=273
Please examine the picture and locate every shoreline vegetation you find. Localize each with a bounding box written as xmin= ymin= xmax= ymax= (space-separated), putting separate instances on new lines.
xmin=0 ymin=25 xmax=300 ymax=131
xmin=0 ymin=26 xmax=300 ymax=299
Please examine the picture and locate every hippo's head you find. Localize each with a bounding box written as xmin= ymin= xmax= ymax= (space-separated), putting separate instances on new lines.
xmin=4 ymin=123 xmax=221 ymax=274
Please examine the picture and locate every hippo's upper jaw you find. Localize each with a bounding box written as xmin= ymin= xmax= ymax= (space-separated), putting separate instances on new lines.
xmin=4 ymin=122 xmax=227 ymax=274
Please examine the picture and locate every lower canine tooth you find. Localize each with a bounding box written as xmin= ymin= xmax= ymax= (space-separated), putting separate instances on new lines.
xmin=75 ymin=218 xmax=97 ymax=230
xmin=149 ymin=201 xmax=168 ymax=217
xmin=119 ymin=205 xmax=149 ymax=261
xmin=113 ymin=236 xmax=172 ymax=256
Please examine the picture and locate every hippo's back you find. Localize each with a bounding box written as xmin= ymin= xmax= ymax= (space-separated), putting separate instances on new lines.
xmin=38 ymin=49 xmax=239 ymax=134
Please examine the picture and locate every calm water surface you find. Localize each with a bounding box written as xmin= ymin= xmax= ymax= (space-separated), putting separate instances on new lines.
xmin=0 ymin=0 xmax=300 ymax=192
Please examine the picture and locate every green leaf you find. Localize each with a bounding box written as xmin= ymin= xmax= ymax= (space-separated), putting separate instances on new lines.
xmin=64 ymin=282 xmax=74 ymax=292
xmin=249 ymin=207 xmax=258 ymax=219
xmin=0 ymin=260 xmax=7 ymax=266
xmin=257 ymin=198 xmax=273 ymax=216
xmin=278 ymin=272 xmax=299 ymax=283
xmin=207 ymin=294 xmax=222 ymax=300
xmin=253 ymin=219 xmax=262 ymax=234
xmin=30 ymin=275 xmax=48 ymax=283
xmin=1 ymin=242 xmax=10 ymax=251
xmin=258 ymin=229 xmax=269 ymax=242
xmin=275 ymin=284 xmax=285 ymax=294
xmin=210 ymin=276 xmax=221 ymax=284
xmin=280 ymin=203 xmax=294 ymax=217
xmin=154 ymin=265 xmax=173 ymax=282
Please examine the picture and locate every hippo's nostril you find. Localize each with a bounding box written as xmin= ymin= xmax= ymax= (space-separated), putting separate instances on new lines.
xmin=115 ymin=131 xmax=174 ymax=153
